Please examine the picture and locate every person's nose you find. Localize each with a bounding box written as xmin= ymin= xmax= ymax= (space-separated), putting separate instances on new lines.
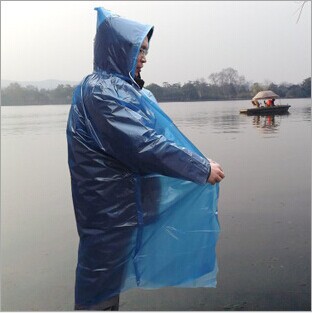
xmin=141 ymin=55 xmax=147 ymax=63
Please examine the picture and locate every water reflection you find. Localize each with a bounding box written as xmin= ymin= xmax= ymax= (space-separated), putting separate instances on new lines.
xmin=173 ymin=110 xmax=242 ymax=134
xmin=252 ymin=115 xmax=280 ymax=134
xmin=237 ymin=112 xmax=291 ymax=136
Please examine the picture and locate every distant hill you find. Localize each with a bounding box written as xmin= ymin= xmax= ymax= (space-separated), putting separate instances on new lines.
xmin=1 ymin=79 xmax=79 ymax=90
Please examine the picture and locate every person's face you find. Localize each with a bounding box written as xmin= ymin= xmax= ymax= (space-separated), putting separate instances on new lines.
xmin=135 ymin=36 xmax=149 ymax=78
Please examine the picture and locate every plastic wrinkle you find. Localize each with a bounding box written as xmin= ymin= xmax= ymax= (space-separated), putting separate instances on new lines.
xmin=164 ymin=226 xmax=180 ymax=240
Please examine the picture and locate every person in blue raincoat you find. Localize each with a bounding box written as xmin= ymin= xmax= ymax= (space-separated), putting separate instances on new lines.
xmin=67 ymin=7 xmax=225 ymax=311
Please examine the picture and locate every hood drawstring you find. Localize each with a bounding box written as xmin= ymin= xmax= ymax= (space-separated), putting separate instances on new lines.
xmin=134 ymin=73 xmax=145 ymax=89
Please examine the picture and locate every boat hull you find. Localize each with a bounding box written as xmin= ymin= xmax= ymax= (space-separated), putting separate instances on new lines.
xmin=240 ymin=105 xmax=291 ymax=116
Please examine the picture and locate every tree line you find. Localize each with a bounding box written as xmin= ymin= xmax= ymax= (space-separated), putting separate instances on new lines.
xmin=146 ymin=68 xmax=311 ymax=102
xmin=1 ymin=68 xmax=311 ymax=106
xmin=1 ymin=83 xmax=74 ymax=106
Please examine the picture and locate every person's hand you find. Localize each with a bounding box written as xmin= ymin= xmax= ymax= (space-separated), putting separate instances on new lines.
xmin=207 ymin=159 xmax=225 ymax=185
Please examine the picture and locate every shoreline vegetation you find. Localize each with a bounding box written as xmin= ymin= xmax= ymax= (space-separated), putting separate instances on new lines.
xmin=1 ymin=68 xmax=311 ymax=106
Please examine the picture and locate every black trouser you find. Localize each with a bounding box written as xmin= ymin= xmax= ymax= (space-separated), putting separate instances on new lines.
xmin=74 ymin=295 xmax=119 ymax=311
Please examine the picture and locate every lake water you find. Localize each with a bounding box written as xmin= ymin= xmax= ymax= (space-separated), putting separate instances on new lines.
xmin=1 ymin=98 xmax=311 ymax=311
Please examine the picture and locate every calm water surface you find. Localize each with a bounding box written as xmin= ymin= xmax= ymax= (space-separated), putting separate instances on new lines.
xmin=1 ymin=99 xmax=311 ymax=310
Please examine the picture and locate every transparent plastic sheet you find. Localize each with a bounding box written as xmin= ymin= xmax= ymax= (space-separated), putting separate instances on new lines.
xmin=126 ymin=174 xmax=219 ymax=288
xmin=66 ymin=7 xmax=220 ymax=307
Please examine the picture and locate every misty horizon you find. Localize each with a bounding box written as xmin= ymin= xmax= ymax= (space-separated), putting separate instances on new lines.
xmin=2 ymin=71 xmax=311 ymax=90
xmin=1 ymin=1 xmax=311 ymax=87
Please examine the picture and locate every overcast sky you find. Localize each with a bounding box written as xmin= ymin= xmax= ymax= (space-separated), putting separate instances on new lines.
xmin=1 ymin=1 xmax=311 ymax=86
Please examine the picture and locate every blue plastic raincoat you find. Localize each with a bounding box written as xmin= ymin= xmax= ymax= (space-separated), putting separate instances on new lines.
xmin=66 ymin=7 xmax=220 ymax=307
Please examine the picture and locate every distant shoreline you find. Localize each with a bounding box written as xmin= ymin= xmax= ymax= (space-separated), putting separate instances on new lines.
xmin=2 ymin=96 xmax=310 ymax=107
xmin=2 ymin=72 xmax=310 ymax=106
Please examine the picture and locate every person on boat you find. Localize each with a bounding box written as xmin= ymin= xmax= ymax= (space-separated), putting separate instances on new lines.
xmin=265 ymin=99 xmax=275 ymax=107
xmin=252 ymin=99 xmax=260 ymax=107
xmin=66 ymin=7 xmax=224 ymax=311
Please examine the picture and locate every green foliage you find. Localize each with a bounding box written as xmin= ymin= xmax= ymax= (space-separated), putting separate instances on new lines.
xmin=1 ymin=69 xmax=311 ymax=106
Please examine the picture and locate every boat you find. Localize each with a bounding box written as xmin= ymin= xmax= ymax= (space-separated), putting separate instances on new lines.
xmin=240 ymin=105 xmax=291 ymax=116
xmin=240 ymin=90 xmax=291 ymax=116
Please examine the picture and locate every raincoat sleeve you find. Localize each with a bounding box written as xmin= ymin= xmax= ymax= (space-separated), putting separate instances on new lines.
xmin=84 ymin=87 xmax=211 ymax=185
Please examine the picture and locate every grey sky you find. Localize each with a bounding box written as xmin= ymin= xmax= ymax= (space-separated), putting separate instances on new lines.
xmin=1 ymin=1 xmax=311 ymax=86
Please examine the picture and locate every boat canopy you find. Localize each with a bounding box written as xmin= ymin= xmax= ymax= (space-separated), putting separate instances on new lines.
xmin=252 ymin=90 xmax=280 ymax=100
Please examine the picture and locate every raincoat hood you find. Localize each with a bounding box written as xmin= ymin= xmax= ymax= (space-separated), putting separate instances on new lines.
xmin=94 ymin=7 xmax=154 ymax=80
